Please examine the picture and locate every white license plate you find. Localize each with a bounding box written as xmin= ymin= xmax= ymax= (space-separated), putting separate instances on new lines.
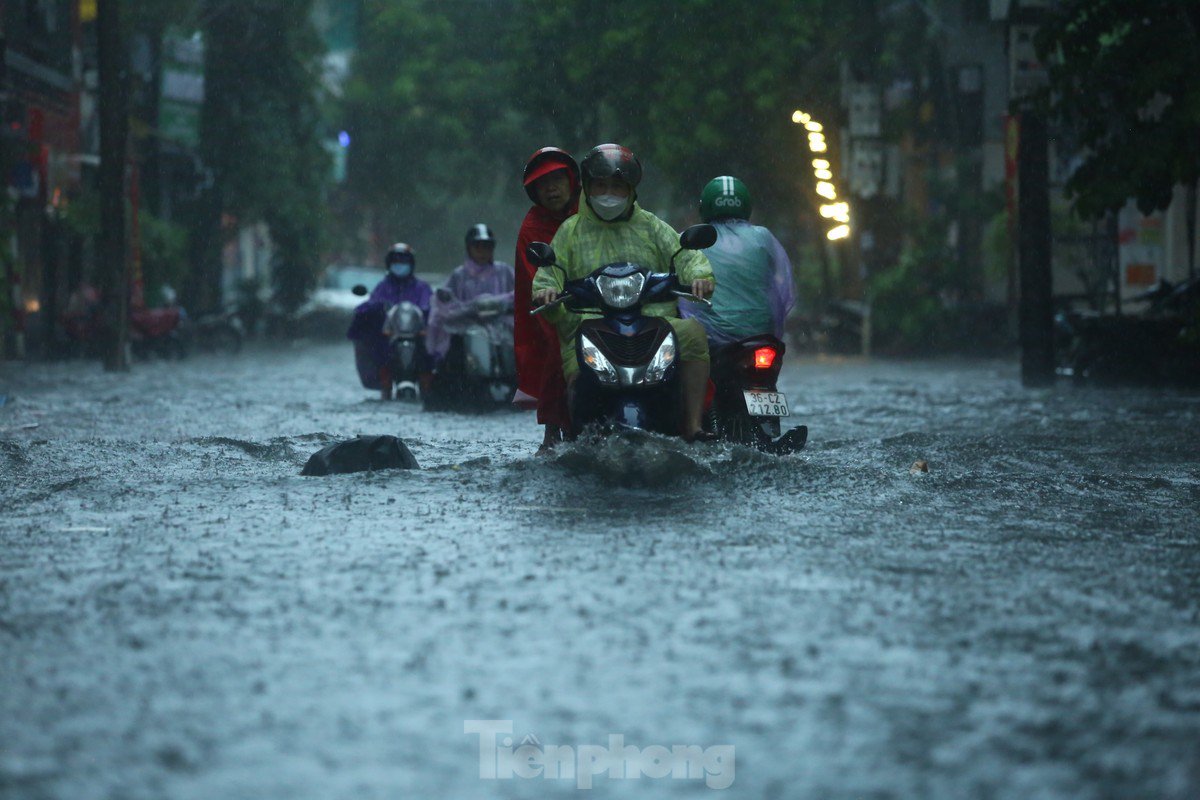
xmin=743 ymin=389 xmax=790 ymax=417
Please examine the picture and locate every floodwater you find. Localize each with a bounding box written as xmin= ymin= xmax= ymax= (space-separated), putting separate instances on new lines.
xmin=2 ymin=343 xmax=1198 ymax=799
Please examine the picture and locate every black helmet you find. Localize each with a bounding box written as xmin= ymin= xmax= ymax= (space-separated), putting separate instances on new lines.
xmin=465 ymin=224 xmax=496 ymax=247
xmin=523 ymin=147 xmax=580 ymax=203
xmin=580 ymin=143 xmax=642 ymax=189
xmin=385 ymin=242 xmax=415 ymax=267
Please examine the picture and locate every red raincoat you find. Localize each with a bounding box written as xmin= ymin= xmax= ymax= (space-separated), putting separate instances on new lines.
xmin=514 ymin=197 xmax=577 ymax=427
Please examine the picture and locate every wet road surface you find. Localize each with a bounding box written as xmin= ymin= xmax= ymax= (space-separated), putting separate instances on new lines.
xmin=2 ymin=344 xmax=1199 ymax=799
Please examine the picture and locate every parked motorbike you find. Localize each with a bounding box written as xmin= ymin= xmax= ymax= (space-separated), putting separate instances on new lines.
xmin=181 ymin=307 xmax=245 ymax=355
xmin=1056 ymin=276 xmax=1200 ymax=386
xmin=528 ymin=224 xmax=716 ymax=438
xmin=424 ymin=292 xmax=517 ymax=412
xmin=60 ymin=285 xmax=186 ymax=360
xmin=706 ymin=334 xmax=807 ymax=453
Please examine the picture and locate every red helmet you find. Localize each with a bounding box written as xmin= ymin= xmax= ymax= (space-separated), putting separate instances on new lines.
xmin=580 ymin=143 xmax=642 ymax=189
xmin=522 ymin=147 xmax=580 ymax=202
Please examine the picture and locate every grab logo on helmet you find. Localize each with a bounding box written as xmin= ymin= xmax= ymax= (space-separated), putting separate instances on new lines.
xmin=714 ymin=196 xmax=744 ymax=208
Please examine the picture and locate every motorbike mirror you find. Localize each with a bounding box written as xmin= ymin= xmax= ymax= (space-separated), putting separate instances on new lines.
xmin=526 ymin=242 xmax=557 ymax=268
xmin=679 ymin=224 xmax=717 ymax=250
xmin=351 ymin=284 xmax=368 ymax=296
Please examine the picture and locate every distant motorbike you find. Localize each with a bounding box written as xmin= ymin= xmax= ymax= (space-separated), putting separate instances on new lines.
xmin=705 ymin=334 xmax=807 ymax=453
xmin=181 ymin=307 xmax=245 ymax=355
xmin=383 ymin=300 xmax=429 ymax=401
xmin=529 ymin=224 xmax=714 ymax=438
xmin=424 ymin=292 xmax=517 ymax=412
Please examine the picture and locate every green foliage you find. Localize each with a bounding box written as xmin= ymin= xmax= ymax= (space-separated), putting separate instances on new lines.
xmin=870 ymin=220 xmax=955 ymax=352
xmin=343 ymin=0 xmax=535 ymax=269
xmin=343 ymin=0 xmax=839 ymax=269
xmin=508 ymin=0 xmax=835 ymax=224
xmin=201 ymin=0 xmax=329 ymax=311
xmin=1035 ymin=0 xmax=1200 ymax=217
xmin=139 ymin=212 xmax=190 ymax=304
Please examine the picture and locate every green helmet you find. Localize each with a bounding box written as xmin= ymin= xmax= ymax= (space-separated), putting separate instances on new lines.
xmin=700 ymin=175 xmax=752 ymax=222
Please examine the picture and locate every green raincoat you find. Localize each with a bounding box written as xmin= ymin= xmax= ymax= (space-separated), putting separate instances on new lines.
xmin=532 ymin=199 xmax=715 ymax=376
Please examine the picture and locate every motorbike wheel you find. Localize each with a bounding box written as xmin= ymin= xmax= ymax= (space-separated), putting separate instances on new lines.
xmin=719 ymin=408 xmax=771 ymax=449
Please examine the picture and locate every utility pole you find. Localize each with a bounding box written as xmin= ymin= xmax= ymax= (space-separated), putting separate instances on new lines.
xmin=1017 ymin=110 xmax=1054 ymax=386
xmin=1003 ymin=2 xmax=1055 ymax=387
xmin=97 ymin=0 xmax=130 ymax=371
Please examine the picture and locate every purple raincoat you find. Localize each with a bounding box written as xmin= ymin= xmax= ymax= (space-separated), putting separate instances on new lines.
xmin=426 ymin=258 xmax=515 ymax=360
xmin=347 ymin=274 xmax=433 ymax=388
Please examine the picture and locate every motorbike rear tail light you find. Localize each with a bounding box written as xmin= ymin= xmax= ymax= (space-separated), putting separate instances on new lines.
xmin=753 ymin=347 xmax=777 ymax=369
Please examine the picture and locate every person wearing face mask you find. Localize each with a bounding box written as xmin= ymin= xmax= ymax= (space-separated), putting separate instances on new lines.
xmin=347 ymin=243 xmax=432 ymax=399
xmin=514 ymin=147 xmax=580 ymax=452
xmin=530 ymin=143 xmax=717 ymax=441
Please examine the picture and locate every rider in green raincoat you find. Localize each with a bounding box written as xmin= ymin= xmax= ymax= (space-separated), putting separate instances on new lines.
xmin=531 ymin=143 xmax=716 ymax=440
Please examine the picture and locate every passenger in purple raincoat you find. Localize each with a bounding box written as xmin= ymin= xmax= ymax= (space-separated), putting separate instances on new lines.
xmin=347 ymin=243 xmax=432 ymax=398
xmin=425 ymin=224 xmax=515 ymax=362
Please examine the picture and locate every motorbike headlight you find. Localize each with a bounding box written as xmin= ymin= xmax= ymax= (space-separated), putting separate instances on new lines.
xmin=595 ymin=273 xmax=646 ymax=309
xmin=643 ymin=332 xmax=677 ymax=384
xmin=579 ymin=334 xmax=618 ymax=384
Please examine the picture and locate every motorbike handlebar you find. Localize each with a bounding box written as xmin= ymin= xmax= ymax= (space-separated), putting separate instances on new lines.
xmin=530 ymin=295 xmax=569 ymax=317
xmin=671 ymin=289 xmax=714 ymax=309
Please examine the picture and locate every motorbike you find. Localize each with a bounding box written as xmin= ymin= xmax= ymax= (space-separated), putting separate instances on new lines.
xmin=705 ymin=334 xmax=807 ymax=454
xmin=528 ymin=224 xmax=716 ymax=439
xmin=60 ymin=285 xmax=186 ymax=360
xmin=424 ymin=292 xmax=518 ymax=412
xmin=181 ymin=306 xmax=245 ymax=355
xmin=1055 ymin=276 xmax=1200 ymax=386
xmin=382 ymin=300 xmax=429 ymax=401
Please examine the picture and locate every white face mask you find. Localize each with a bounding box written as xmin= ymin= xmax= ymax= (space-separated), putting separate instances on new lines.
xmin=589 ymin=193 xmax=630 ymax=221
xmin=389 ymin=262 xmax=413 ymax=278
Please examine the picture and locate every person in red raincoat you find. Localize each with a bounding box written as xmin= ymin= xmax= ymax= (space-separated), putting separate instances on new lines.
xmin=514 ymin=147 xmax=580 ymax=452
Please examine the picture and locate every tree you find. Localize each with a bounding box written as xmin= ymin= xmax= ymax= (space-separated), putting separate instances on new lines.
xmin=1035 ymin=0 xmax=1200 ymax=217
xmin=342 ymin=0 xmax=534 ymax=269
xmin=191 ymin=0 xmax=329 ymax=312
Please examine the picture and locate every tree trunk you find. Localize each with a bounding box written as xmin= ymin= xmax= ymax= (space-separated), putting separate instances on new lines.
xmin=1017 ymin=112 xmax=1054 ymax=387
xmin=97 ymin=0 xmax=130 ymax=371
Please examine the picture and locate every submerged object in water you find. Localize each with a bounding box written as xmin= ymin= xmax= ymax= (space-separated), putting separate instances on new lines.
xmin=302 ymin=435 xmax=419 ymax=475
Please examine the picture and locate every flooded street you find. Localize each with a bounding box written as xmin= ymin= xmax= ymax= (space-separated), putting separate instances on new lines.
xmin=2 ymin=344 xmax=1199 ymax=799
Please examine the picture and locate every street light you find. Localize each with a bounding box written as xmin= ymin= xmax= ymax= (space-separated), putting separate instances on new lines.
xmin=792 ymin=109 xmax=850 ymax=241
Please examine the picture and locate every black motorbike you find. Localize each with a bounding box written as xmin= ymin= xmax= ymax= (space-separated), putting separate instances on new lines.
xmin=529 ymin=224 xmax=716 ymax=438
xmin=706 ymin=334 xmax=807 ymax=453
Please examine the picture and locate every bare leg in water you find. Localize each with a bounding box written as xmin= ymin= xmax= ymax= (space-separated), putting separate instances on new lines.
xmin=679 ymin=359 xmax=709 ymax=439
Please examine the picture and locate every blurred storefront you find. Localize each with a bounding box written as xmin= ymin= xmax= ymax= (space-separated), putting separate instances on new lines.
xmin=1 ymin=0 xmax=86 ymax=358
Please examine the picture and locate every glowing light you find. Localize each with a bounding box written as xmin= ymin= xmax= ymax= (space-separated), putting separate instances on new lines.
xmin=338 ymin=131 xmax=351 ymax=148
xmin=804 ymin=121 xmax=823 ymax=133
xmin=754 ymin=347 xmax=777 ymax=369
xmin=814 ymin=168 xmax=833 ymax=180
xmin=816 ymin=182 xmax=837 ymax=199
xmin=827 ymin=225 xmax=851 ymax=241
xmin=819 ymin=202 xmax=849 ymax=219
xmin=791 ymin=110 xmax=810 ymax=124
xmin=24 ymin=298 xmax=41 ymax=313
xmin=808 ymin=140 xmax=827 ymax=153
xmin=812 ymin=159 xmax=830 ymax=170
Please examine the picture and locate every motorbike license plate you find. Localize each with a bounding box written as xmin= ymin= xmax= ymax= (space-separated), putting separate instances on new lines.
xmin=743 ymin=389 xmax=790 ymax=417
